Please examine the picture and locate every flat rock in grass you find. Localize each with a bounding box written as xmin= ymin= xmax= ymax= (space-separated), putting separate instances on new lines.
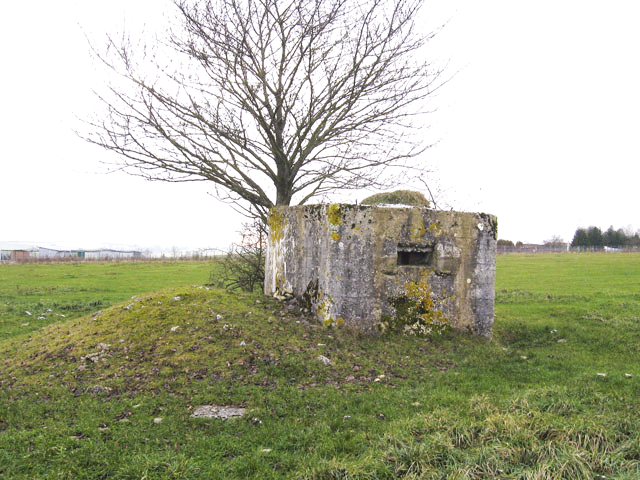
xmin=87 ymin=385 xmax=113 ymax=395
xmin=316 ymin=355 xmax=332 ymax=366
xmin=191 ymin=405 xmax=246 ymax=420
xmin=81 ymin=352 xmax=103 ymax=363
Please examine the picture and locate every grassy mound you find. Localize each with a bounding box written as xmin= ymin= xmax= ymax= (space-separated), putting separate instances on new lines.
xmin=2 ymin=287 xmax=468 ymax=397
xmin=361 ymin=190 xmax=430 ymax=207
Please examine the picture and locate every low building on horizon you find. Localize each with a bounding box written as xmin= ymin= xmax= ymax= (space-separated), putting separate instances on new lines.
xmin=1 ymin=246 xmax=143 ymax=261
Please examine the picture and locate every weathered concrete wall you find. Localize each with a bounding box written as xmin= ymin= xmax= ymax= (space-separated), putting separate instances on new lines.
xmin=264 ymin=204 xmax=497 ymax=336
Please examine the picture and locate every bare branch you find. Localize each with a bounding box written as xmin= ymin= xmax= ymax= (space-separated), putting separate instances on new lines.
xmin=81 ymin=0 xmax=448 ymax=217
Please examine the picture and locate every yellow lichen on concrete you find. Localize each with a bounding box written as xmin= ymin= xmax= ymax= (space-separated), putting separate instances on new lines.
xmin=327 ymin=204 xmax=343 ymax=226
xmin=381 ymin=274 xmax=450 ymax=336
xmin=428 ymin=221 xmax=442 ymax=236
xmin=317 ymin=297 xmax=333 ymax=327
xmin=316 ymin=293 xmax=344 ymax=328
xmin=410 ymin=215 xmax=427 ymax=242
xmin=267 ymin=209 xmax=287 ymax=242
xmin=331 ymin=232 xmax=341 ymax=241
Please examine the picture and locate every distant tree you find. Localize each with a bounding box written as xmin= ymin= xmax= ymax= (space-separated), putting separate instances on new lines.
xmin=622 ymin=225 xmax=636 ymax=239
xmin=629 ymin=232 xmax=640 ymax=248
xmin=571 ymin=228 xmax=588 ymax=248
xmin=83 ymin=0 xmax=446 ymax=221
xmin=497 ymin=239 xmax=514 ymax=247
xmin=603 ymin=226 xmax=614 ymax=247
xmin=621 ymin=226 xmax=640 ymax=248
xmin=603 ymin=225 xmax=629 ymax=248
xmin=617 ymin=228 xmax=627 ymax=246
xmin=544 ymin=235 xmax=564 ymax=247
xmin=586 ymin=226 xmax=603 ymax=249
xmin=516 ymin=241 xmax=524 ymax=248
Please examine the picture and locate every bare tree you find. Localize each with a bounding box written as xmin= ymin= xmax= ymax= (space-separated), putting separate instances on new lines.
xmin=83 ymin=0 xmax=446 ymax=220
xmin=543 ymin=235 xmax=565 ymax=247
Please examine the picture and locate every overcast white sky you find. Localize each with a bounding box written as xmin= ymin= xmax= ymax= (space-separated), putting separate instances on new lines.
xmin=1 ymin=1 xmax=639 ymax=252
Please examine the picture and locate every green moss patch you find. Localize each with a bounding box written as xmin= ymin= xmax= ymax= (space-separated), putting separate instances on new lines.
xmin=361 ymin=190 xmax=430 ymax=207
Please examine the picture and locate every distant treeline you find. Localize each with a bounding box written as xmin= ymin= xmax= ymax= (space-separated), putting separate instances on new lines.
xmin=497 ymin=225 xmax=640 ymax=252
xmin=570 ymin=226 xmax=640 ymax=249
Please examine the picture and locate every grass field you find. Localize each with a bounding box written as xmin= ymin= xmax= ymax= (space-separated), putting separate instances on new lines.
xmin=0 ymin=254 xmax=638 ymax=479
xmin=0 ymin=261 xmax=213 ymax=340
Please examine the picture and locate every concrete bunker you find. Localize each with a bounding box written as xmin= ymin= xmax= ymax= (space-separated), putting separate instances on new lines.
xmin=264 ymin=204 xmax=497 ymax=336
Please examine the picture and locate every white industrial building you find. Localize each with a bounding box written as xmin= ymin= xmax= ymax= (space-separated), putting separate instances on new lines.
xmin=84 ymin=249 xmax=142 ymax=260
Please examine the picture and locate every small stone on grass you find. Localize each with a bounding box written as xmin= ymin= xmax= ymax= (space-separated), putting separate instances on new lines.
xmin=191 ymin=405 xmax=246 ymax=420
xmin=87 ymin=385 xmax=112 ymax=395
xmin=316 ymin=355 xmax=332 ymax=366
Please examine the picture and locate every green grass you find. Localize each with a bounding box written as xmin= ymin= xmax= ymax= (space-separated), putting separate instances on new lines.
xmin=0 ymin=261 xmax=214 ymax=341
xmin=1 ymin=254 xmax=639 ymax=479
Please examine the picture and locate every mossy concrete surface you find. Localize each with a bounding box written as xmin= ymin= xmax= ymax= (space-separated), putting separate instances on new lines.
xmin=265 ymin=205 xmax=497 ymax=336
